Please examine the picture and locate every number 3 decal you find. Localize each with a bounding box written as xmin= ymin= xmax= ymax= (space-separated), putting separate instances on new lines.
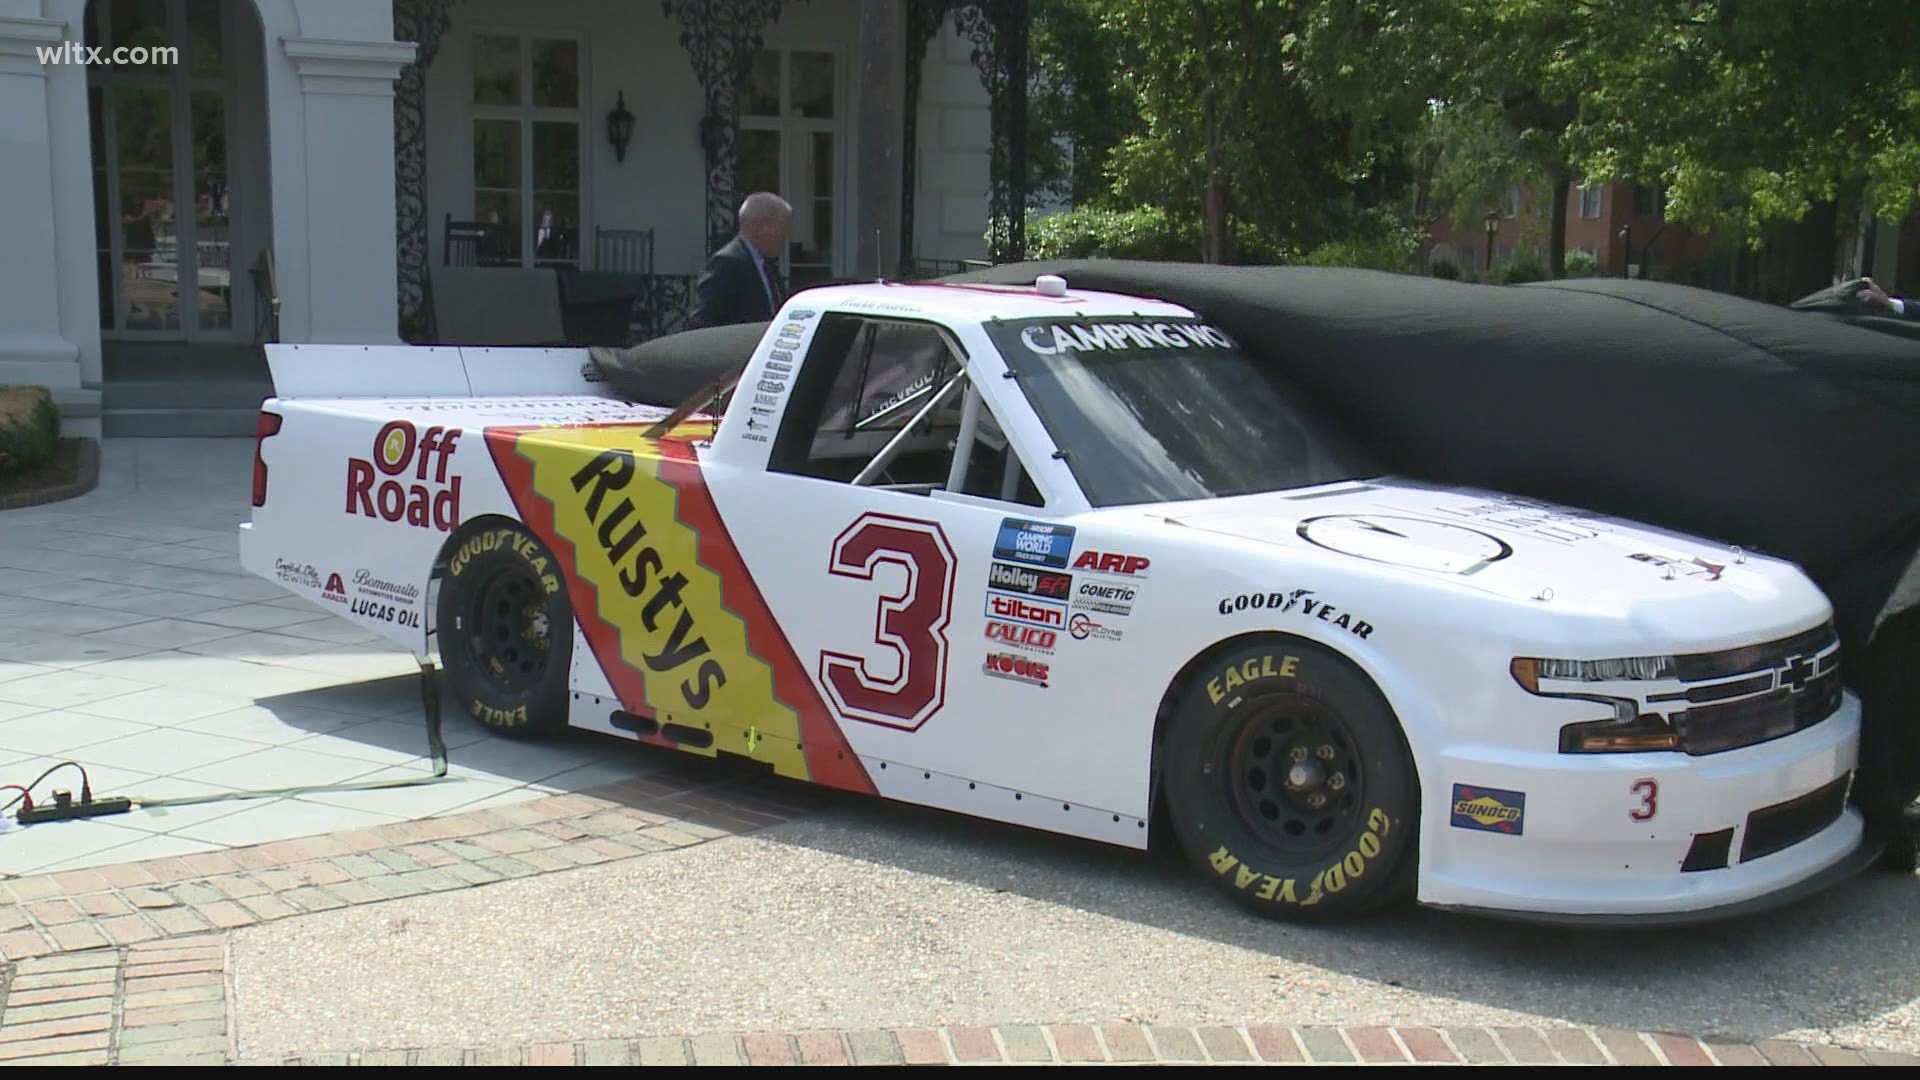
xmin=820 ymin=513 xmax=957 ymax=731
xmin=1630 ymin=778 xmax=1658 ymax=822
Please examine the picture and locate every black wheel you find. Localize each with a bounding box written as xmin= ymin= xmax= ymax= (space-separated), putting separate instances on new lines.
xmin=437 ymin=522 xmax=571 ymax=738
xmin=1162 ymin=639 xmax=1419 ymax=921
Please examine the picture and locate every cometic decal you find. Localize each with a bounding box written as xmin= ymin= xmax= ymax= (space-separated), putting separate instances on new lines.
xmin=486 ymin=423 xmax=872 ymax=794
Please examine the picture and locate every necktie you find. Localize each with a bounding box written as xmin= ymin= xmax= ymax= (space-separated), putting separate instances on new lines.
xmin=764 ymin=258 xmax=784 ymax=308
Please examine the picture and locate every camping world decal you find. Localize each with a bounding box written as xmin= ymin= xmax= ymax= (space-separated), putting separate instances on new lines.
xmin=486 ymin=423 xmax=871 ymax=794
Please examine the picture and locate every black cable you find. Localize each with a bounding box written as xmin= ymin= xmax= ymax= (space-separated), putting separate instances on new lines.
xmin=1 ymin=761 xmax=90 ymax=815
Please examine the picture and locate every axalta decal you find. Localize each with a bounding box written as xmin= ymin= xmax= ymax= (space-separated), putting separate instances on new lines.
xmin=1450 ymin=784 xmax=1525 ymax=835
xmin=486 ymin=424 xmax=872 ymax=795
xmin=347 ymin=421 xmax=462 ymax=531
xmin=1217 ymin=589 xmax=1373 ymax=639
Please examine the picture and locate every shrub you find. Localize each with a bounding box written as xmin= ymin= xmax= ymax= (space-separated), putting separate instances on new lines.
xmin=1562 ymin=248 xmax=1601 ymax=278
xmin=0 ymin=386 xmax=60 ymax=475
xmin=1490 ymin=249 xmax=1549 ymax=284
xmin=1429 ymin=259 xmax=1461 ymax=280
xmin=1021 ymin=206 xmax=1294 ymax=265
xmin=1024 ymin=205 xmax=1202 ymax=262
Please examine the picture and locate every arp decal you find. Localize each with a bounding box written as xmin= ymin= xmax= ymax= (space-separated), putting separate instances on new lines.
xmin=985 ymin=593 xmax=1065 ymax=630
xmin=983 ymin=651 xmax=1049 ymax=687
xmin=1072 ymin=550 xmax=1150 ymax=577
xmin=1450 ymin=784 xmax=1526 ymax=835
xmin=486 ymin=424 xmax=872 ymax=793
xmin=346 ymin=421 xmax=462 ymax=531
xmin=994 ymin=517 xmax=1075 ymax=570
xmin=1217 ymin=589 xmax=1373 ymax=639
xmin=987 ymin=560 xmax=1072 ymax=601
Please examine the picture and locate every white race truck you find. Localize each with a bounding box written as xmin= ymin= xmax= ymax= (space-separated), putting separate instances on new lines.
xmin=240 ymin=275 xmax=1871 ymax=923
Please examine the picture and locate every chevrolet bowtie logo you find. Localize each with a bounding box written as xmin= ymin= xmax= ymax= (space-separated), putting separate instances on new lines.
xmin=1777 ymin=654 xmax=1817 ymax=692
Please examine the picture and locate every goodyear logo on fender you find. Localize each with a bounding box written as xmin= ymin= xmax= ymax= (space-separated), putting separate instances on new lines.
xmin=1449 ymin=784 xmax=1525 ymax=836
xmin=513 ymin=428 xmax=805 ymax=777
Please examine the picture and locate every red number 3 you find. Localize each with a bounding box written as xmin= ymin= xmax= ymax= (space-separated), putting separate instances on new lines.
xmin=1631 ymin=778 xmax=1658 ymax=822
xmin=820 ymin=513 xmax=956 ymax=731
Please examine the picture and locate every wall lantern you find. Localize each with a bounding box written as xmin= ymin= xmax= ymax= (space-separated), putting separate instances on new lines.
xmin=607 ymin=91 xmax=636 ymax=163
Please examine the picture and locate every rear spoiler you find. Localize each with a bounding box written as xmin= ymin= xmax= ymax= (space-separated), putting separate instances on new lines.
xmin=262 ymin=344 xmax=619 ymax=401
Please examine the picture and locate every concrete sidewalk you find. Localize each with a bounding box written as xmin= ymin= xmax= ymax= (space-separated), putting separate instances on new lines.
xmin=1 ymin=440 xmax=646 ymax=877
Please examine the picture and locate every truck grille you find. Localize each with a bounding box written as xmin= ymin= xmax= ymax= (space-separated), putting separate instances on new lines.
xmin=1654 ymin=622 xmax=1842 ymax=756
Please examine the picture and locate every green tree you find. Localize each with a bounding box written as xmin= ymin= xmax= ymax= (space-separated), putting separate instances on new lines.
xmin=1026 ymin=0 xmax=1141 ymax=208
xmin=1097 ymin=0 xmax=1413 ymax=263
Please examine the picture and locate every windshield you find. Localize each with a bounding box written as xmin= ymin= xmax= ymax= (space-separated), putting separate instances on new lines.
xmin=986 ymin=316 xmax=1373 ymax=507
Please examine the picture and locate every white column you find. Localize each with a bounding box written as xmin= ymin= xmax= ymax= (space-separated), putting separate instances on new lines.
xmin=0 ymin=10 xmax=99 ymax=436
xmin=275 ymin=36 xmax=414 ymax=345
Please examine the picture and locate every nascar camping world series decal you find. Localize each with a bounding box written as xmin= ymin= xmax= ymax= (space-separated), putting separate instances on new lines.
xmin=485 ymin=422 xmax=872 ymax=793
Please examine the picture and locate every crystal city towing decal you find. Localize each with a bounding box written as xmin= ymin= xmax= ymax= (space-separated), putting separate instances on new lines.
xmin=485 ymin=422 xmax=873 ymax=794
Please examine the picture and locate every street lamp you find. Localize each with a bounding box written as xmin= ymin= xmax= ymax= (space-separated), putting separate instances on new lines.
xmin=1483 ymin=210 xmax=1500 ymax=273
xmin=1618 ymin=223 xmax=1633 ymax=279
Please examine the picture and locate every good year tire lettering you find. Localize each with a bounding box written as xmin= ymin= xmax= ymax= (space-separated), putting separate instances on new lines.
xmin=449 ymin=527 xmax=561 ymax=594
xmin=819 ymin=514 xmax=957 ymax=731
xmin=1206 ymin=806 xmax=1393 ymax=907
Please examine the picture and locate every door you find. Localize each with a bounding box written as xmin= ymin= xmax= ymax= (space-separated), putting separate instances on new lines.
xmin=88 ymin=0 xmax=262 ymax=341
xmin=711 ymin=314 xmax=1133 ymax=816
xmin=735 ymin=48 xmax=842 ymax=291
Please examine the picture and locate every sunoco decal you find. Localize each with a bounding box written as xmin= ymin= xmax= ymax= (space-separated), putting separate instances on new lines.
xmin=1450 ymin=784 xmax=1525 ymax=836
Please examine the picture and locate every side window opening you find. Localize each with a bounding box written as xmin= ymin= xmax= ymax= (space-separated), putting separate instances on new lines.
xmin=769 ymin=314 xmax=1043 ymax=508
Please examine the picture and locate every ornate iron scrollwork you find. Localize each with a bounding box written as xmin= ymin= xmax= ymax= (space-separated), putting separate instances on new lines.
xmin=901 ymin=0 xmax=956 ymax=273
xmin=393 ymin=0 xmax=457 ymax=340
xmin=663 ymin=1 xmax=802 ymax=258
xmin=951 ymin=0 xmax=1028 ymax=264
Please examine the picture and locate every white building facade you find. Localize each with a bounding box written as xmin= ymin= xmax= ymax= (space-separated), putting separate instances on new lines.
xmin=0 ymin=0 xmax=1001 ymax=438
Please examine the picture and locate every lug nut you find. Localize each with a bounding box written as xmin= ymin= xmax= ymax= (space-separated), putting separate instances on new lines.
xmin=1307 ymin=792 xmax=1327 ymax=808
xmin=1290 ymin=745 xmax=1310 ymax=762
xmin=1316 ymin=744 xmax=1335 ymax=760
xmin=1328 ymin=772 xmax=1346 ymax=790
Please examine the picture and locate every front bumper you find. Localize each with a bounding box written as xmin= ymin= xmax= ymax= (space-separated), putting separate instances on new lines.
xmin=1417 ymin=690 xmax=1864 ymax=921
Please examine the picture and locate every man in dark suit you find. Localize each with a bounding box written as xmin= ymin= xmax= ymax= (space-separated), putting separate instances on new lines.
xmin=688 ymin=192 xmax=792 ymax=328
xmin=1858 ymin=277 xmax=1920 ymax=320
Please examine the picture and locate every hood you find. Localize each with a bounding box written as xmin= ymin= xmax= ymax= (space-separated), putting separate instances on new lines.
xmin=1154 ymin=478 xmax=1826 ymax=627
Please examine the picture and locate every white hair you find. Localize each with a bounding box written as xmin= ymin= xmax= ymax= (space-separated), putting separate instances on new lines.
xmin=738 ymin=192 xmax=792 ymax=227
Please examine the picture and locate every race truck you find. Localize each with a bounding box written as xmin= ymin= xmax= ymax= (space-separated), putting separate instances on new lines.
xmin=239 ymin=273 xmax=1874 ymax=924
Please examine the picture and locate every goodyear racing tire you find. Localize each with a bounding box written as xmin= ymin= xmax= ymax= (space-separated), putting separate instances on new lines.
xmin=437 ymin=522 xmax=572 ymax=739
xmin=1163 ymin=639 xmax=1418 ymax=921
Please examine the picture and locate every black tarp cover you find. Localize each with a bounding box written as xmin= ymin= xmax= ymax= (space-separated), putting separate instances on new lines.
xmin=942 ymin=260 xmax=1920 ymax=828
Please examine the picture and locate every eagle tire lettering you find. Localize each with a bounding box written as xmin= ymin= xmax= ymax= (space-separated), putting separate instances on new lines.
xmin=1164 ymin=639 xmax=1418 ymax=921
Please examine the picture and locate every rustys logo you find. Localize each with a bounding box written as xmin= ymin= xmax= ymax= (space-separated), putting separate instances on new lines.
xmin=347 ymin=421 xmax=462 ymax=531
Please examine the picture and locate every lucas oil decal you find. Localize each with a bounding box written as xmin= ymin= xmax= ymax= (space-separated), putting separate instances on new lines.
xmin=486 ymin=424 xmax=871 ymax=793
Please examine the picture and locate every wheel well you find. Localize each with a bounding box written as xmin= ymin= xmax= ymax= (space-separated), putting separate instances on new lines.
xmin=1146 ymin=631 xmax=1416 ymax=851
xmin=423 ymin=514 xmax=526 ymax=654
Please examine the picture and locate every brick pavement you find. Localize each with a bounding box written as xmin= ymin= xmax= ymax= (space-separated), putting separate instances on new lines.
xmin=2 ymin=759 xmax=1913 ymax=1066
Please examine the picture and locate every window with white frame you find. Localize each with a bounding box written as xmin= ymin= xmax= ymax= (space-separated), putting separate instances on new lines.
xmin=737 ymin=48 xmax=842 ymax=291
xmin=1505 ymin=185 xmax=1521 ymax=218
xmin=470 ymin=33 xmax=583 ymax=267
xmin=1579 ymin=184 xmax=1603 ymax=219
